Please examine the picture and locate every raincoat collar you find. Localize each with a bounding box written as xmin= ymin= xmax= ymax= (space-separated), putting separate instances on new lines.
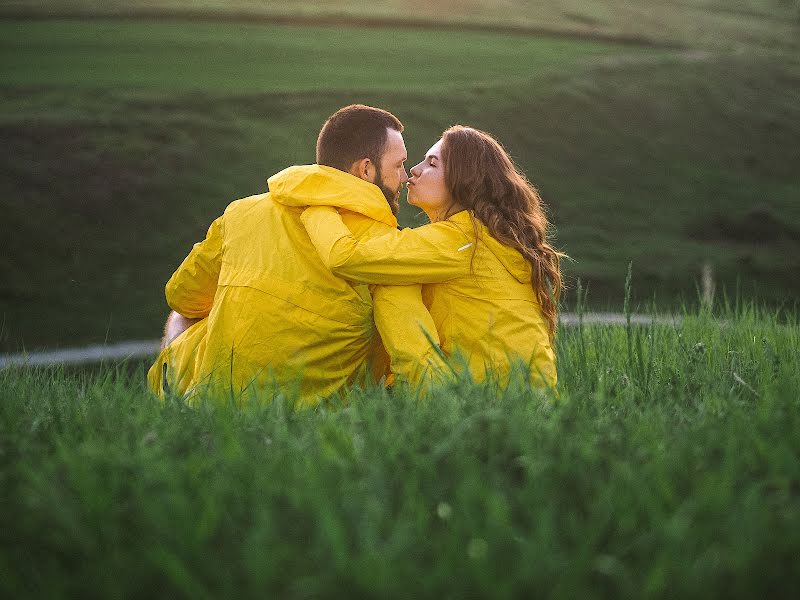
xmin=268 ymin=164 xmax=398 ymax=229
xmin=448 ymin=210 xmax=532 ymax=284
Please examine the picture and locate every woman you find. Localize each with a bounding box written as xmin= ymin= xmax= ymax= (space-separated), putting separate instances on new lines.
xmin=301 ymin=125 xmax=564 ymax=388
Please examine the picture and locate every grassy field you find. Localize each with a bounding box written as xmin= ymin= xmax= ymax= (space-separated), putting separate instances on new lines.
xmin=2 ymin=307 xmax=799 ymax=597
xmin=0 ymin=20 xmax=629 ymax=92
xmin=4 ymin=0 xmax=800 ymax=49
xmin=3 ymin=5 xmax=799 ymax=594
xmin=1 ymin=6 xmax=799 ymax=352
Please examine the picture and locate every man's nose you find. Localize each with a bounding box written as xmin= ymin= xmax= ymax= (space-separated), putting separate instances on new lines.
xmin=401 ymin=168 xmax=410 ymax=183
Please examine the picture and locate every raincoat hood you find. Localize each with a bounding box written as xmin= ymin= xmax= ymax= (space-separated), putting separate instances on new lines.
xmin=451 ymin=211 xmax=532 ymax=284
xmin=269 ymin=165 xmax=398 ymax=229
xmin=481 ymin=234 xmax=532 ymax=284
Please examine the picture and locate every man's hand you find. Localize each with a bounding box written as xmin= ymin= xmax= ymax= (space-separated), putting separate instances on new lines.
xmin=161 ymin=311 xmax=202 ymax=350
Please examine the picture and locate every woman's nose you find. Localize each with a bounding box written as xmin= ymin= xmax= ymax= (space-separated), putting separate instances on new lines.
xmin=410 ymin=163 xmax=421 ymax=177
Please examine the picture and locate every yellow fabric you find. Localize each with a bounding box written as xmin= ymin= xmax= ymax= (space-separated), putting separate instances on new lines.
xmin=301 ymin=206 xmax=557 ymax=388
xmin=147 ymin=318 xmax=208 ymax=397
xmin=148 ymin=165 xmax=411 ymax=406
xmin=371 ymin=284 xmax=449 ymax=388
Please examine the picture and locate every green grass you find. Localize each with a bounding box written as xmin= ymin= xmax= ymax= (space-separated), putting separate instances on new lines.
xmin=2 ymin=307 xmax=799 ymax=597
xmin=3 ymin=5 xmax=798 ymax=594
xmin=1 ymin=13 xmax=799 ymax=352
xmin=5 ymin=0 xmax=800 ymax=49
xmin=0 ymin=20 xmax=628 ymax=93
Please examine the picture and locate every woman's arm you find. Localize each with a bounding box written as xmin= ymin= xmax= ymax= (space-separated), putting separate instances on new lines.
xmin=165 ymin=216 xmax=224 ymax=318
xmin=372 ymin=285 xmax=449 ymax=387
xmin=301 ymin=206 xmax=472 ymax=285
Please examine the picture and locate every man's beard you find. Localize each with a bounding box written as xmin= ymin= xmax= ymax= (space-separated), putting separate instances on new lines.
xmin=373 ymin=163 xmax=400 ymax=216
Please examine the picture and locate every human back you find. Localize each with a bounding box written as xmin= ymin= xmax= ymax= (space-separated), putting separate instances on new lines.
xmin=148 ymin=105 xmax=409 ymax=405
xmin=186 ymin=183 xmax=394 ymax=403
xmin=414 ymin=212 xmax=556 ymax=386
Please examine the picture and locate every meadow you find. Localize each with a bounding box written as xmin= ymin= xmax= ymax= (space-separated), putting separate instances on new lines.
xmin=2 ymin=4 xmax=798 ymax=594
xmin=5 ymin=0 xmax=800 ymax=50
xmin=1 ymin=3 xmax=799 ymax=352
xmin=2 ymin=306 xmax=799 ymax=597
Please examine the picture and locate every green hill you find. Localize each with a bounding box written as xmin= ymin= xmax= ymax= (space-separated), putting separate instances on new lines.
xmin=4 ymin=0 xmax=799 ymax=49
xmin=1 ymin=5 xmax=798 ymax=351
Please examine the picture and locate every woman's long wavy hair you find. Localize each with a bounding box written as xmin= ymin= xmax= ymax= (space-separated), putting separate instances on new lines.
xmin=441 ymin=125 xmax=565 ymax=340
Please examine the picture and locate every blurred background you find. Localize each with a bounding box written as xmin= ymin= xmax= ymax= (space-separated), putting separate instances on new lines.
xmin=1 ymin=1 xmax=798 ymax=352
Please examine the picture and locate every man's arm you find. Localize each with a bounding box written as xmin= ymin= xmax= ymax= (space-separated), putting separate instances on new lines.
xmin=165 ymin=216 xmax=224 ymax=318
xmin=301 ymin=206 xmax=470 ymax=285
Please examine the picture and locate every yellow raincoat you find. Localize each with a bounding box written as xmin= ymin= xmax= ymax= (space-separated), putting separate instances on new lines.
xmin=147 ymin=165 xmax=420 ymax=406
xmin=301 ymin=206 xmax=557 ymax=388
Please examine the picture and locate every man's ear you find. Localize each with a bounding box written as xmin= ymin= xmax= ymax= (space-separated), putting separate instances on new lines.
xmin=349 ymin=158 xmax=375 ymax=183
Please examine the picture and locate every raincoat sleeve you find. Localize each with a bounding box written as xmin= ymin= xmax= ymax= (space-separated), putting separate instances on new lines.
xmin=373 ymin=285 xmax=450 ymax=387
xmin=165 ymin=216 xmax=224 ymax=318
xmin=300 ymin=206 xmax=470 ymax=285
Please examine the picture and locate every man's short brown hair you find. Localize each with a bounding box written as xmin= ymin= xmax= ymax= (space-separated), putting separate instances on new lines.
xmin=316 ymin=104 xmax=403 ymax=172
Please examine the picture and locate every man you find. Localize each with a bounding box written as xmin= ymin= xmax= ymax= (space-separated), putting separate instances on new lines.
xmin=148 ymin=104 xmax=423 ymax=406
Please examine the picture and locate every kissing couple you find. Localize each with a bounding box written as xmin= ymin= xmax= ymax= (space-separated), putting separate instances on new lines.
xmin=148 ymin=104 xmax=563 ymax=405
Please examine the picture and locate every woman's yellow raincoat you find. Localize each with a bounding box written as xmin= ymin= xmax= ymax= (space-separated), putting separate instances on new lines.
xmin=301 ymin=205 xmax=557 ymax=388
xmin=147 ymin=165 xmax=416 ymax=406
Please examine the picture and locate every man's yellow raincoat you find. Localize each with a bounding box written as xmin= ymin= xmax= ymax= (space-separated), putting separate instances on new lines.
xmin=301 ymin=206 xmax=557 ymax=388
xmin=147 ymin=165 xmax=409 ymax=406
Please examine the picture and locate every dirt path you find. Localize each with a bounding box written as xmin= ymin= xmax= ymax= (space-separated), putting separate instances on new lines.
xmin=0 ymin=340 xmax=161 ymax=368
